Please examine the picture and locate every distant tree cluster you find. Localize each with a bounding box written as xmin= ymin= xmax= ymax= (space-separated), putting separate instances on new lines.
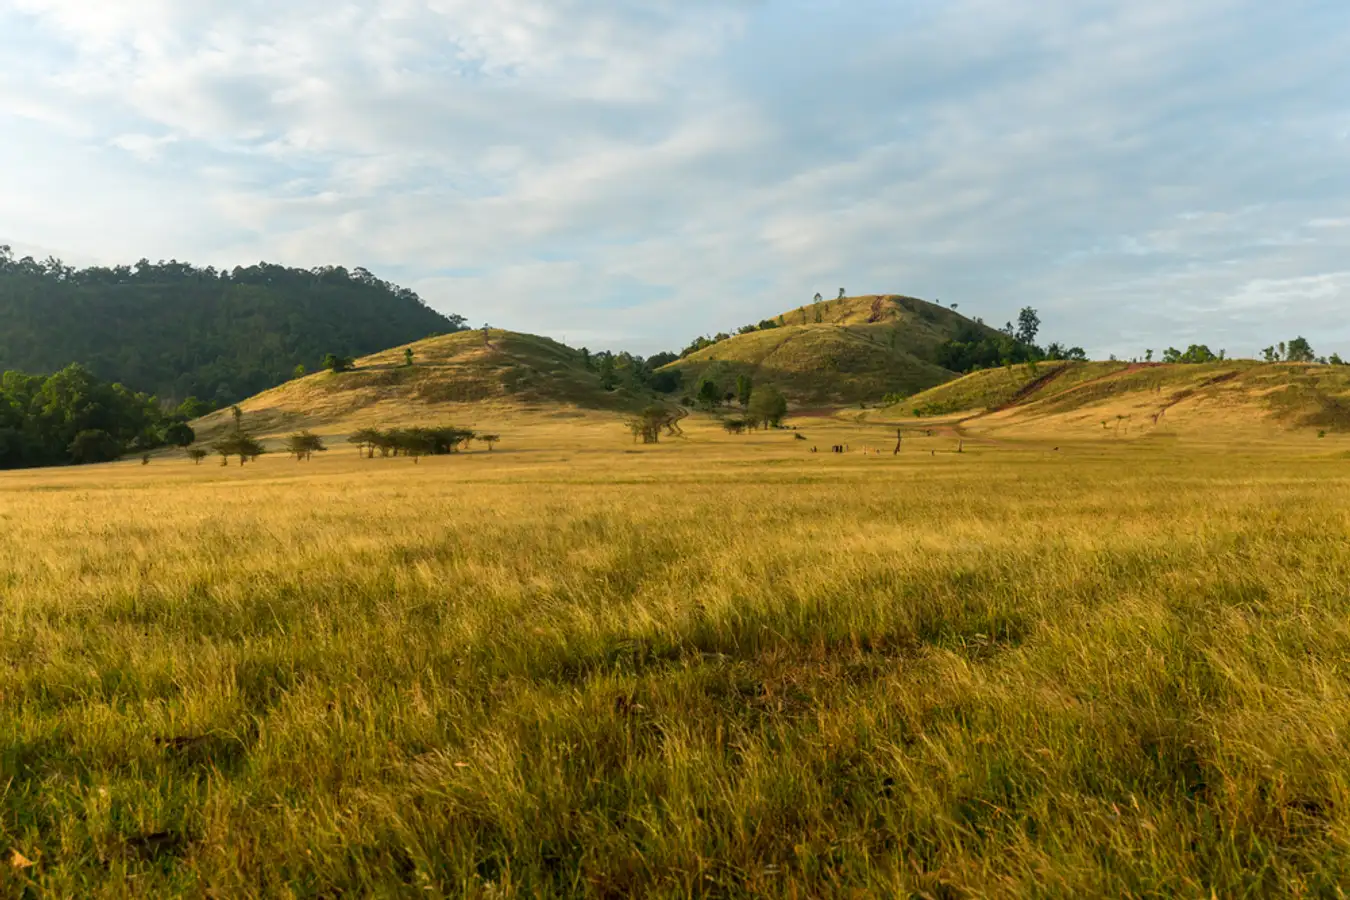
xmin=1261 ymin=338 xmax=1321 ymax=364
xmin=577 ymin=348 xmax=685 ymax=395
xmin=0 ymin=363 xmax=196 ymax=468
xmin=346 ymin=426 xmax=484 ymax=461
xmin=934 ymin=307 xmax=1086 ymax=374
xmin=0 ymin=246 xmax=465 ymax=405
xmin=1161 ymin=345 xmax=1225 ymax=364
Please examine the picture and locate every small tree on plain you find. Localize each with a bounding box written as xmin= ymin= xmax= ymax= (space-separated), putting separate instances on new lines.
xmin=479 ymin=434 xmax=501 ymax=451
xmin=723 ymin=419 xmax=747 ymax=435
xmin=286 ymin=431 xmax=326 ymax=461
xmin=187 ymin=447 xmax=209 ymax=465
xmin=404 ymin=348 xmax=415 ymax=367
xmin=747 ymin=386 xmax=788 ymax=429
xmin=213 ymin=434 xmax=266 ymax=466
xmin=294 ymin=364 xmax=307 ymax=379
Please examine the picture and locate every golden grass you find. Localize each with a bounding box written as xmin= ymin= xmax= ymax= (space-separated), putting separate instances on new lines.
xmin=2 ymin=417 xmax=1350 ymax=896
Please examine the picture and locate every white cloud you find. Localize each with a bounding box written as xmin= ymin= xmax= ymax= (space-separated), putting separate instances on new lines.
xmin=1 ymin=0 xmax=1348 ymax=358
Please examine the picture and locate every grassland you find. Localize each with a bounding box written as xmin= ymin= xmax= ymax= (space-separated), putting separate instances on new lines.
xmin=3 ymin=416 xmax=1350 ymax=897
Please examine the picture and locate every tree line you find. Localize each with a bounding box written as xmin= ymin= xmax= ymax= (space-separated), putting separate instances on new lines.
xmin=345 ymin=427 xmax=499 ymax=461
xmin=0 ymin=363 xmax=196 ymax=468
xmin=0 ymin=247 xmax=465 ymax=405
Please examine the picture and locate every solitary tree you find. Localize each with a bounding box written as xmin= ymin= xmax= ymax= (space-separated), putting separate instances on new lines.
xmin=1145 ymin=349 xmax=1154 ymax=362
xmin=747 ymin=386 xmax=788 ymax=429
xmin=404 ymin=348 xmax=415 ymax=367
xmin=838 ymin=288 xmax=846 ymax=300
xmin=231 ymin=405 xmax=243 ymax=432
xmin=322 ymin=353 xmax=354 ymax=373
xmin=1016 ymin=307 xmax=1041 ymax=346
xmin=293 ymin=364 xmax=306 ymax=379
xmin=187 ymin=447 xmax=209 ymax=465
xmin=722 ymin=419 xmax=747 ymax=435
xmin=479 ymin=433 xmax=501 ymax=452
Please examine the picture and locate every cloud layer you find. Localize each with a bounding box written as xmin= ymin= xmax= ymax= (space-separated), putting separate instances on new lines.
xmin=2 ymin=0 xmax=1348 ymax=357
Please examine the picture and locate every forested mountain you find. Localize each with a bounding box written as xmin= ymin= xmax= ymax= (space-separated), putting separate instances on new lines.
xmin=0 ymin=247 xmax=465 ymax=405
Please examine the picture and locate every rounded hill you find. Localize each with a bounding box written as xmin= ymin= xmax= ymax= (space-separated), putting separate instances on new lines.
xmin=193 ymin=329 xmax=656 ymax=439
xmin=661 ymin=294 xmax=1004 ymax=405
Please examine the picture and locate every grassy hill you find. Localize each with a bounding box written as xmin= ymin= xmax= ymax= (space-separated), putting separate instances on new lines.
xmin=883 ymin=360 xmax=1350 ymax=439
xmin=0 ymin=252 xmax=463 ymax=404
xmin=193 ymin=328 xmax=655 ymax=439
xmin=661 ymin=294 xmax=1002 ymax=405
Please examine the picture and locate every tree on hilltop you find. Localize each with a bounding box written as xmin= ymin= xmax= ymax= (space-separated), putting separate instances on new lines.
xmin=1016 ymin=307 xmax=1041 ymax=345
xmin=1286 ymin=336 xmax=1316 ymax=363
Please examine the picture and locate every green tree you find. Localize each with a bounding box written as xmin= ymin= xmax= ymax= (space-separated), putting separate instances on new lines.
xmin=696 ymin=376 xmax=722 ymax=409
xmin=404 ymin=348 xmax=415 ymax=367
xmin=163 ymin=422 xmax=195 ymax=448
xmin=322 ymin=353 xmax=354 ymax=373
xmin=736 ymin=374 xmax=754 ymax=408
xmin=1016 ymin=307 xmax=1041 ymax=345
xmin=187 ymin=446 xmax=209 ymax=465
xmin=1286 ymin=336 xmax=1315 ymax=363
xmin=176 ymin=397 xmax=212 ymax=419
xmin=479 ymin=433 xmax=501 ymax=451
xmin=286 ymin=431 xmax=326 ymax=461
xmin=293 ymin=364 xmax=306 ymax=379
xmin=213 ymin=433 xmax=266 ymax=466
xmin=748 ymin=386 xmax=788 ymax=429
xmin=68 ymin=429 xmax=122 ymax=464
xmin=347 ymin=428 xmax=382 ymax=458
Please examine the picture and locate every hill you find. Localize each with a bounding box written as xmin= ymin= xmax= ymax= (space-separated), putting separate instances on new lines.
xmin=192 ymin=328 xmax=656 ymax=439
xmin=883 ymin=359 xmax=1350 ymax=439
xmin=660 ymin=294 xmax=1005 ymax=405
xmin=0 ymin=249 xmax=464 ymax=405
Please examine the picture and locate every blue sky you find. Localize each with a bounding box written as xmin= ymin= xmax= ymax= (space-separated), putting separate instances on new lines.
xmin=2 ymin=0 xmax=1348 ymax=358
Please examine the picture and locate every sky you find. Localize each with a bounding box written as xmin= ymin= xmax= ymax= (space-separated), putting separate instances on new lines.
xmin=1 ymin=0 xmax=1348 ymax=359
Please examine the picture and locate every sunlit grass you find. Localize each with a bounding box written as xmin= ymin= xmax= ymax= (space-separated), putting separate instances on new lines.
xmin=1 ymin=421 xmax=1349 ymax=896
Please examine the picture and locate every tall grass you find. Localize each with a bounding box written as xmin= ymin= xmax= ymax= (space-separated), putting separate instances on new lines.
xmin=1 ymin=435 xmax=1349 ymax=896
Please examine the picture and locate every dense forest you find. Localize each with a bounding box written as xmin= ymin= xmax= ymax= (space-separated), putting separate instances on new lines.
xmin=0 ymin=363 xmax=198 ymax=468
xmin=0 ymin=247 xmax=465 ymax=405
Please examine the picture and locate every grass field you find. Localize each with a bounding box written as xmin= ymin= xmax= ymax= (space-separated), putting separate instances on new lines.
xmin=3 ymin=416 xmax=1350 ymax=897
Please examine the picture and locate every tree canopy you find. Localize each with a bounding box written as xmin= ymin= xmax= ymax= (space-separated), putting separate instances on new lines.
xmin=0 ymin=363 xmax=186 ymax=468
xmin=0 ymin=248 xmax=465 ymax=405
